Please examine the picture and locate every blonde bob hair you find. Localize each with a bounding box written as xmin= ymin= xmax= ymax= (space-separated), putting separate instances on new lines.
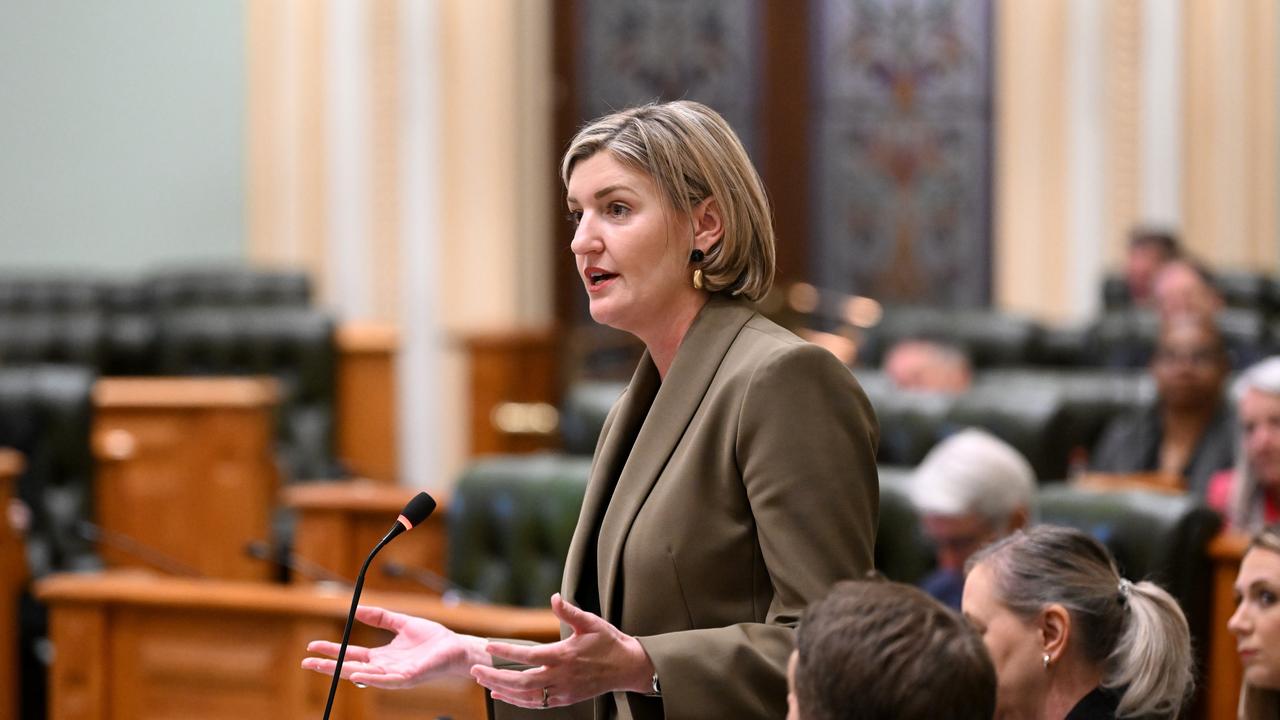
xmin=560 ymin=101 xmax=776 ymax=301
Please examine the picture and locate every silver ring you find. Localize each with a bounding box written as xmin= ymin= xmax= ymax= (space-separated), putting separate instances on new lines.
xmin=353 ymin=681 xmax=367 ymax=689
xmin=541 ymin=686 xmax=549 ymax=709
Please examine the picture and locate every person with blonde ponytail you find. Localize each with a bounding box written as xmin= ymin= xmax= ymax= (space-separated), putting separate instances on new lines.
xmin=962 ymin=525 xmax=1193 ymax=719
xmin=1229 ymin=524 xmax=1280 ymax=719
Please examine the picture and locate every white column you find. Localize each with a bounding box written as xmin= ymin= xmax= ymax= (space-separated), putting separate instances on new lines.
xmin=326 ymin=0 xmax=372 ymax=319
xmin=397 ymin=0 xmax=443 ymax=489
xmin=1067 ymin=0 xmax=1106 ymax=321
xmin=1139 ymin=0 xmax=1181 ymax=228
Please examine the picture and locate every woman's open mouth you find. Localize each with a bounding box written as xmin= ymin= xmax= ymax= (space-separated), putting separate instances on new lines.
xmin=585 ymin=269 xmax=618 ymax=291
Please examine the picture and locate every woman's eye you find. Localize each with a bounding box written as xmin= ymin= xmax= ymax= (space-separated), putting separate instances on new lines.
xmin=606 ymin=202 xmax=630 ymax=219
xmin=566 ymin=210 xmax=582 ymax=226
xmin=1261 ymin=590 xmax=1277 ymax=608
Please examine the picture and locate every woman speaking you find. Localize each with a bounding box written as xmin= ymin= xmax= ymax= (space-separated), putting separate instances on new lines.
xmin=302 ymin=101 xmax=879 ymax=719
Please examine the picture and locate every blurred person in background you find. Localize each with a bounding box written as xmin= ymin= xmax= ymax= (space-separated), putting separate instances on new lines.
xmin=1209 ymin=358 xmax=1280 ymax=531
xmin=1151 ymin=258 xmax=1223 ymax=321
xmin=1123 ymin=228 xmax=1179 ymax=308
xmin=883 ymin=338 xmax=973 ymax=394
xmin=1090 ymin=314 xmax=1234 ymax=496
xmin=1228 ymin=524 xmax=1280 ymax=720
xmin=787 ymin=578 xmax=996 ymax=720
xmin=910 ymin=428 xmax=1036 ymax=609
xmin=964 ymin=525 xmax=1194 ymax=720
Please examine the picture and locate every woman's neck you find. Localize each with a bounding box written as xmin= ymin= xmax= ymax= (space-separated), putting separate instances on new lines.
xmin=1039 ymin=659 xmax=1105 ymax=720
xmin=637 ymin=294 xmax=710 ymax=380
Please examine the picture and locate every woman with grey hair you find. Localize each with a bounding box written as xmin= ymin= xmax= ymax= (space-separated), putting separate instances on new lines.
xmin=1208 ymin=356 xmax=1280 ymax=531
xmin=962 ymin=525 xmax=1193 ymax=719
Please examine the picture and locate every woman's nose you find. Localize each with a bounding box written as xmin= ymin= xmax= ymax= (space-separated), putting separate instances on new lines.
xmin=570 ymin=214 xmax=601 ymax=255
xmin=1228 ymin=603 xmax=1250 ymax=636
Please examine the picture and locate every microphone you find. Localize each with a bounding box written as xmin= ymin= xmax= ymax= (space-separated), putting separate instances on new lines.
xmin=380 ymin=560 xmax=483 ymax=604
xmin=322 ymin=491 xmax=437 ymax=720
xmin=243 ymin=539 xmax=352 ymax=587
xmin=77 ymin=520 xmax=203 ymax=578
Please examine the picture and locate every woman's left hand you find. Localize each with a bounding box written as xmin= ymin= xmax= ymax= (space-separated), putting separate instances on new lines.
xmin=472 ymin=593 xmax=655 ymax=709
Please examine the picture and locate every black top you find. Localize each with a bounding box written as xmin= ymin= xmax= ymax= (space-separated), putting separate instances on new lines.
xmin=1089 ymin=401 xmax=1235 ymax=497
xmin=1064 ymin=686 xmax=1122 ymax=720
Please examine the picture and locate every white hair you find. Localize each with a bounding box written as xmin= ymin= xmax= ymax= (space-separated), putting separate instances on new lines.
xmin=1227 ymin=357 xmax=1280 ymax=531
xmin=910 ymin=428 xmax=1036 ymax=528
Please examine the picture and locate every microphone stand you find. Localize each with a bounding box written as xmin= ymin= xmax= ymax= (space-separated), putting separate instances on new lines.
xmin=321 ymin=491 xmax=435 ymax=720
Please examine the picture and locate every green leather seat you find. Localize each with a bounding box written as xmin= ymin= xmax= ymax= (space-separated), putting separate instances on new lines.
xmin=156 ymin=307 xmax=341 ymax=480
xmin=1037 ymin=486 xmax=1222 ymax=663
xmin=0 ymin=365 xmax=99 ymax=576
xmin=448 ymin=454 xmax=592 ymax=607
xmin=874 ymin=466 xmax=934 ymax=585
xmin=559 ymin=381 xmax=625 ymax=456
xmin=859 ymin=306 xmax=1043 ymax=368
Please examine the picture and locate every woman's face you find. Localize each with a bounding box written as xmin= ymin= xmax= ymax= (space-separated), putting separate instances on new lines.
xmin=566 ymin=152 xmax=697 ymax=338
xmin=963 ymin=563 xmax=1048 ymax=720
xmin=1151 ymin=321 xmax=1227 ymax=410
xmin=1229 ymin=546 xmax=1280 ymax=689
xmin=1240 ymin=388 xmax=1280 ymax=489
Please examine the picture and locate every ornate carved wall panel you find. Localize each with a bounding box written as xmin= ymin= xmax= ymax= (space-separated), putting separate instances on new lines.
xmin=812 ymin=0 xmax=993 ymax=306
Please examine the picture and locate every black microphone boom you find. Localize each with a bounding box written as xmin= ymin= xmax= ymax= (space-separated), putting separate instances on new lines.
xmin=321 ymin=491 xmax=437 ymax=719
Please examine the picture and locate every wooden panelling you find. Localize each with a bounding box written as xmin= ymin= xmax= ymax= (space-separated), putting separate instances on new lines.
xmin=1206 ymin=532 xmax=1248 ymax=720
xmin=0 ymin=448 xmax=26 ymax=720
xmin=464 ymin=329 xmax=560 ymax=456
xmin=37 ymin=572 xmax=560 ymax=720
xmin=92 ymin=378 xmax=281 ymax=581
xmin=336 ymin=322 xmax=399 ymax=483
xmin=284 ymin=481 xmax=448 ymax=594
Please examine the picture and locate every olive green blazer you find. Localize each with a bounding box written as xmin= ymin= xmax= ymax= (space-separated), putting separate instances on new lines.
xmin=495 ymin=296 xmax=879 ymax=720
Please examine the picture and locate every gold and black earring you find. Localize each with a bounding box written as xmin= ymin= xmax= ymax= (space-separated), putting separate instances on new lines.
xmin=691 ymin=249 xmax=705 ymax=290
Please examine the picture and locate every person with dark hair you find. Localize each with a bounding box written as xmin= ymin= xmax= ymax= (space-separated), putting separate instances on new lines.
xmin=788 ymin=579 xmax=996 ymax=720
xmin=1090 ymin=314 xmax=1235 ymax=496
xmin=1125 ymin=227 xmax=1179 ymax=307
xmin=1229 ymin=524 xmax=1280 ymax=719
xmin=963 ymin=525 xmax=1194 ymax=719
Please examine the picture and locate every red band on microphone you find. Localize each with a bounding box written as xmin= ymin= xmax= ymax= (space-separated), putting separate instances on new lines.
xmin=396 ymin=514 xmax=413 ymax=531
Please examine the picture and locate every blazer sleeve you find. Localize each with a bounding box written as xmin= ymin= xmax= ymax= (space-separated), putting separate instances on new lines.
xmin=635 ymin=341 xmax=880 ymax=720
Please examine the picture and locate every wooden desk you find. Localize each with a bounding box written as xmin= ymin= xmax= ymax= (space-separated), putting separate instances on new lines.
xmin=285 ymin=481 xmax=448 ymax=594
xmin=92 ymin=378 xmax=281 ymax=581
xmin=37 ymin=572 xmax=559 ymax=720
xmin=336 ymin=323 xmax=398 ymax=483
xmin=1 ymin=448 xmax=26 ymax=720
xmin=1206 ymin=532 xmax=1249 ymax=720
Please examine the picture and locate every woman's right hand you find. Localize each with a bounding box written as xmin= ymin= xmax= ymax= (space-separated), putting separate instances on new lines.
xmin=301 ymin=605 xmax=490 ymax=689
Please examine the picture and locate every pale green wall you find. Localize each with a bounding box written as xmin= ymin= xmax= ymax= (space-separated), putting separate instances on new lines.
xmin=0 ymin=2 xmax=244 ymax=273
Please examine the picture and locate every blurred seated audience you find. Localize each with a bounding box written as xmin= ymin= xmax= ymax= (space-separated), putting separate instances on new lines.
xmin=883 ymin=339 xmax=973 ymax=394
xmin=910 ymin=428 xmax=1035 ymax=609
xmin=1209 ymin=358 xmax=1280 ymax=531
xmin=1228 ymin=524 xmax=1280 ymax=720
xmin=1152 ymin=258 xmax=1223 ymax=321
xmin=1090 ymin=314 xmax=1234 ymax=496
xmin=1124 ymin=227 xmax=1180 ymax=308
xmin=787 ymin=578 xmax=996 ymax=720
xmin=963 ymin=525 xmax=1193 ymax=720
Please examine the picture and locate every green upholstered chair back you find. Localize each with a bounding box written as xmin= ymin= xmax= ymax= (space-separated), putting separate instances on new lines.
xmin=448 ymin=454 xmax=592 ymax=607
xmin=0 ymin=365 xmax=98 ymax=576
xmin=1036 ymin=486 xmax=1222 ymax=661
xmin=874 ymin=466 xmax=935 ymax=585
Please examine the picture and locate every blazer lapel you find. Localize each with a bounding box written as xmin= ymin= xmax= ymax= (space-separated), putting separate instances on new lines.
xmin=595 ymin=296 xmax=755 ymax=620
xmin=561 ymin=354 xmax=660 ymax=608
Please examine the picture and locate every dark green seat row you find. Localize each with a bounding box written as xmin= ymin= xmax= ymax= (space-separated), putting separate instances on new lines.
xmin=854 ymin=303 xmax=1275 ymax=370
xmin=557 ymin=368 xmax=1157 ymax=483
xmin=448 ymin=455 xmax=1220 ymax=669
